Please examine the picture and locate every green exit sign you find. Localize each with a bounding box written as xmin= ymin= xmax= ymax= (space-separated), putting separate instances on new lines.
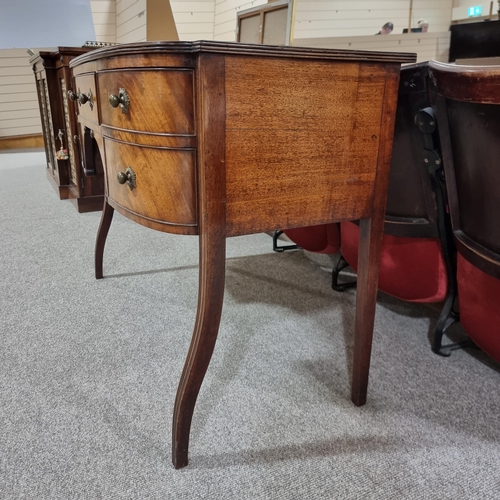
xmin=468 ymin=6 xmax=482 ymax=16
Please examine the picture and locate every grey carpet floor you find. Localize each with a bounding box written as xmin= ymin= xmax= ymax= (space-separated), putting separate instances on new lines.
xmin=1 ymin=152 xmax=499 ymax=499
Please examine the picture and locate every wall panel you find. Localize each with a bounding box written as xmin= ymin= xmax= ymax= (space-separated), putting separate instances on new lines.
xmin=294 ymin=31 xmax=451 ymax=63
xmin=0 ymin=0 xmax=116 ymax=139
xmin=170 ymin=1 xmax=215 ymax=40
xmin=293 ymin=0 xmax=453 ymax=39
xmin=116 ymin=0 xmax=147 ymax=43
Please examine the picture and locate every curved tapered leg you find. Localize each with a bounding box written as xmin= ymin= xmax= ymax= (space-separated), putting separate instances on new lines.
xmin=351 ymin=217 xmax=385 ymax=407
xmin=95 ymin=200 xmax=114 ymax=279
xmin=172 ymin=52 xmax=227 ymax=468
xmin=172 ymin=229 xmax=226 ymax=469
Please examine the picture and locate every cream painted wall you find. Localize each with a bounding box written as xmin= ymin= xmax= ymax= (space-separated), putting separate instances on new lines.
xmin=92 ymin=0 xmax=117 ymax=42
xmin=293 ymin=0 xmax=453 ymax=39
xmin=116 ymin=0 xmax=147 ymax=43
xmin=171 ymin=1 xmax=215 ymax=40
xmin=451 ymin=1 xmax=496 ymax=21
xmin=0 ymin=0 xmax=466 ymax=139
xmin=0 ymin=0 xmax=116 ymax=138
xmin=295 ymin=31 xmax=451 ymax=63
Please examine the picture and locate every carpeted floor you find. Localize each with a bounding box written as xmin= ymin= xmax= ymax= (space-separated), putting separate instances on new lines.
xmin=1 ymin=151 xmax=499 ymax=499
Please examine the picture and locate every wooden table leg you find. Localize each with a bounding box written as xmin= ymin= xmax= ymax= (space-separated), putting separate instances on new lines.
xmin=351 ymin=216 xmax=385 ymax=407
xmin=172 ymin=228 xmax=226 ymax=469
xmin=95 ymin=200 xmax=114 ymax=279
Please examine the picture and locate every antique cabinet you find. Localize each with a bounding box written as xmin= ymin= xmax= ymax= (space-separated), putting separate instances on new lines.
xmin=30 ymin=47 xmax=104 ymax=212
xmin=71 ymin=41 xmax=415 ymax=468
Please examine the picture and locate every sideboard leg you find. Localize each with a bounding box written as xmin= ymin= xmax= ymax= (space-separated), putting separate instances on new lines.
xmin=95 ymin=200 xmax=114 ymax=279
xmin=172 ymin=231 xmax=226 ymax=469
xmin=351 ymin=216 xmax=384 ymax=407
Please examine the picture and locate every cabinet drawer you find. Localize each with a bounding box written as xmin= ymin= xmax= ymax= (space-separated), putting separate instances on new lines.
xmin=99 ymin=70 xmax=194 ymax=134
xmin=104 ymin=139 xmax=197 ymax=227
xmin=74 ymin=74 xmax=98 ymax=124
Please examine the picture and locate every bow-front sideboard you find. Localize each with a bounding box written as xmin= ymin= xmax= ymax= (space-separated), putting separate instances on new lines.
xmin=70 ymin=41 xmax=415 ymax=468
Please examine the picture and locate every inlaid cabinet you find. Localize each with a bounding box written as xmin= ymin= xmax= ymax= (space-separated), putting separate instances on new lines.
xmin=31 ymin=47 xmax=104 ymax=212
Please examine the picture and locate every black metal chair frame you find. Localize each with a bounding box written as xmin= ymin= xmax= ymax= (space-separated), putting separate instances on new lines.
xmin=332 ymin=64 xmax=468 ymax=356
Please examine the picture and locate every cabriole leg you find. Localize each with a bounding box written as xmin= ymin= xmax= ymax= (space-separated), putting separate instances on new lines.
xmin=95 ymin=200 xmax=114 ymax=279
xmin=172 ymin=230 xmax=226 ymax=469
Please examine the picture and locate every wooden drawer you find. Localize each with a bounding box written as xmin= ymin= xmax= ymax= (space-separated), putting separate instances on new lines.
xmin=104 ymin=139 xmax=197 ymax=227
xmin=98 ymin=69 xmax=194 ymax=134
xmin=74 ymin=73 xmax=99 ymax=124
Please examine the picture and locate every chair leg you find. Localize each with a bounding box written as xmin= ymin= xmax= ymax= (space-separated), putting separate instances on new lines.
xmin=331 ymin=254 xmax=357 ymax=292
xmin=431 ymin=287 xmax=476 ymax=356
xmin=272 ymin=230 xmax=299 ymax=252
xmin=417 ymin=107 xmax=474 ymax=356
xmin=431 ymin=287 xmax=460 ymax=356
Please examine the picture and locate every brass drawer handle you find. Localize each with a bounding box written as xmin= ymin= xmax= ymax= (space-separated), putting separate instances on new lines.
xmin=69 ymin=89 xmax=94 ymax=110
xmin=117 ymin=166 xmax=136 ymax=190
xmin=109 ymin=88 xmax=130 ymax=114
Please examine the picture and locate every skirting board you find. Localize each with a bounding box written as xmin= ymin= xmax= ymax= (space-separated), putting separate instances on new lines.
xmin=0 ymin=134 xmax=44 ymax=151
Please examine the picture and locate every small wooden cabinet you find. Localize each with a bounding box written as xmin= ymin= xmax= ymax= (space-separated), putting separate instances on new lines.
xmin=30 ymin=47 xmax=104 ymax=212
xmin=71 ymin=41 xmax=415 ymax=468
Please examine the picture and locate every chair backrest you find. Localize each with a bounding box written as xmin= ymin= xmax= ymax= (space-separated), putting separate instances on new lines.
xmin=385 ymin=61 xmax=442 ymax=238
xmin=429 ymin=60 xmax=500 ymax=280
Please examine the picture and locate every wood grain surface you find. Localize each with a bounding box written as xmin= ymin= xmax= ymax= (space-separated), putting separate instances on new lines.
xmin=225 ymin=56 xmax=385 ymax=236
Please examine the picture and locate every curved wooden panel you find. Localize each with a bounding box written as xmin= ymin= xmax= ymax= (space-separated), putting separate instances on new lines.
xmin=104 ymin=138 xmax=197 ymax=228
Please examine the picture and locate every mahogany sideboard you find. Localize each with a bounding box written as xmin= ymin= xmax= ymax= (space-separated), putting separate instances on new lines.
xmin=30 ymin=47 xmax=104 ymax=212
xmin=70 ymin=41 xmax=416 ymax=468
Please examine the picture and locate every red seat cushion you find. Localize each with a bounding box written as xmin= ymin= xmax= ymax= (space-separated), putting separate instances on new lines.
xmin=457 ymin=253 xmax=500 ymax=363
xmin=284 ymin=223 xmax=340 ymax=254
xmin=340 ymin=221 xmax=447 ymax=303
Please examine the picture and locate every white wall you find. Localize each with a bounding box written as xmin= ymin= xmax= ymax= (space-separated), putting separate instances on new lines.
xmin=116 ymin=0 xmax=147 ymax=43
xmin=0 ymin=0 xmax=116 ymax=139
xmin=293 ymin=0 xmax=453 ymax=39
xmin=0 ymin=49 xmax=43 ymax=138
xmin=451 ymin=1 xmax=495 ymax=21
xmin=92 ymin=0 xmax=117 ymax=42
xmin=171 ymin=1 xmax=216 ymax=40
xmin=295 ymin=31 xmax=451 ymax=63
xmin=0 ymin=0 xmax=460 ymax=140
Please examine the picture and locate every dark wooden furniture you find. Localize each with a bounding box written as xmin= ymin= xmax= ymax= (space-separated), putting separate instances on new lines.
xmin=30 ymin=47 xmax=104 ymax=212
xmin=429 ymin=60 xmax=500 ymax=362
xmin=70 ymin=41 xmax=415 ymax=468
xmin=332 ymin=62 xmax=459 ymax=355
xmin=449 ymin=20 xmax=500 ymax=63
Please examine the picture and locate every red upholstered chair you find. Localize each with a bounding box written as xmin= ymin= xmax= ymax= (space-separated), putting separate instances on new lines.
xmin=429 ymin=60 xmax=500 ymax=363
xmin=273 ymin=224 xmax=341 ymax=254
xmin=333 ymin=62 xmax=460 ymax=355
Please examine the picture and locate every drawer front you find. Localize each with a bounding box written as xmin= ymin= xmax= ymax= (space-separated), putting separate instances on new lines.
xmin=99 ymin=69 xmax=194 ymax=134
xmin=74 ymin=74 xmax=98 ymax=124
xmin=104 ymin=139 xmax=197 ymax=226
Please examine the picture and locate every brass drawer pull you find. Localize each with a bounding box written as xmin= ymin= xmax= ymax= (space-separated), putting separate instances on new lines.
xmin=117 ymin=166 xmax=136 ymax=190
xmin=69 ymin=89 xmax=94 ymax=110
xmin=109 ymin=88 xmax=130 ymax=114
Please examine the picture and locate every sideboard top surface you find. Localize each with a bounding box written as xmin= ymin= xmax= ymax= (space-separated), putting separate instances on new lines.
xmin=70 ymin=40 xmax=416 ymax=68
